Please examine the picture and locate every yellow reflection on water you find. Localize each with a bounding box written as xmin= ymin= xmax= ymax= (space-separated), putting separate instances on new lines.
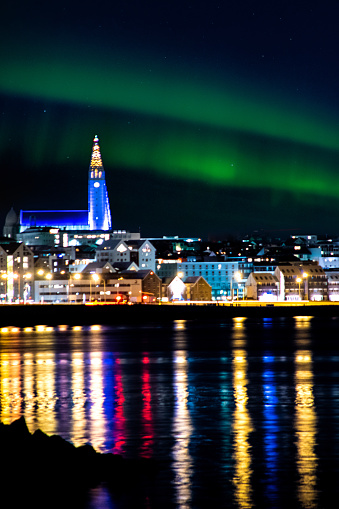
xmin=294 ymin=316 xmax=313 ymax=329
xmin=35 ymin=351 xmax=57 ymax=433
xmin=232 ymin=317 xmax=247 ymax=349
xmin=233 ymin=317 xmax=247 ymax=330
xmin=0 ymin=352 xmax=21 ymax=423
xmin=232 ymin=349 xmax=253 ymax=509
xmin=23 ymin=352 xmax=34 ymax=425
xmin=295 ymin=350 xmax=318 ymax=508
xmin=172 ymin=350 xmax=192 ymax=508
xmin=71 ymin=351 xmax=86 ymax=445
xmin=174 ymin=320 xmax=187 ymax=330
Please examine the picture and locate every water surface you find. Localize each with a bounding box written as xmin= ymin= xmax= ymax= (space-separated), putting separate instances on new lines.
xmin=1 ymin=316 xmax=339 ymax=508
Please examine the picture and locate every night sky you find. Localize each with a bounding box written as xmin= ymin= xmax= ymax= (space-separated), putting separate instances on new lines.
xmin=1 ymin=1 xmax=339 ymax=239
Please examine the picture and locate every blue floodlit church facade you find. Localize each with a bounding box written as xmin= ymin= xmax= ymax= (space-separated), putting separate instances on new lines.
xmin=20 ymin=135 xmax=112 ymax=232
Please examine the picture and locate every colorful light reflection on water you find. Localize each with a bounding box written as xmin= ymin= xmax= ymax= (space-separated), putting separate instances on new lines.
xmin=1 ymin=318 xmax=339 ymax=507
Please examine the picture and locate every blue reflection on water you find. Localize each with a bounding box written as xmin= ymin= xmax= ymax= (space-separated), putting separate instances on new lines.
xmin=263 ymin=356 xmax=279 ymax=506
xmin=3 ymin=318 xmax=339 ymax=508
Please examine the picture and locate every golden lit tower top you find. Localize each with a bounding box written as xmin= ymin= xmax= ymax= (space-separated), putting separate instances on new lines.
xmin=88 ymin=135 xmax=112 ymax=230
xmin=90 ymin=134 xmax=103 ymax=178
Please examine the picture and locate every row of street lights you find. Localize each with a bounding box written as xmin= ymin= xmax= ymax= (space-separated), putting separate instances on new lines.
xmin=1 ymin=272 xmax=33 ymax=302
xmin=296 ymin=272 xmax=309 ymax=300
xmin=36 ymin=270 xmax=107 ymax=303
xmin=0 ymin=270 xmax=108 ymax=303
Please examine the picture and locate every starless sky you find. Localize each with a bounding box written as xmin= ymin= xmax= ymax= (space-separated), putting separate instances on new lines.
xmin=1 ymin=1 xmax=339 ymax=239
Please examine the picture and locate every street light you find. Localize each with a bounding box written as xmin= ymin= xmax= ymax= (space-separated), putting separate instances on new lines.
xmin=231 ymin=271 xmax=242 ymax=301
xmin=23 ymin=273 xmax=32 ymax=303
xmin=12 ymin=274 xmax=19 ymax=302
xmin=45 ymin=273 xmax=52 ymax=302
xmin=296 ymin=277 xmax=302 ymax=300
xmin=235 ymin=271 xmax=242 ymax=300
xmin=91 ymin=273 xmax=107 ymax=302
xmin=91 ymin=273 xmax=99 ymax=301
xmin=68 ymin=273 xmax=81 ymax=303
xmin=303 ymin=272 xmax=309 ymax=301
xmin=1 ymin=273 xmax=17 ymax=302
xmin=1 ymin=273 xmax=8 ymax=302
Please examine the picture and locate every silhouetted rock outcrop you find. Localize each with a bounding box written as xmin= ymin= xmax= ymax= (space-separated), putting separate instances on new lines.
xmin=0 ymin=416 xmax=157 ymax=508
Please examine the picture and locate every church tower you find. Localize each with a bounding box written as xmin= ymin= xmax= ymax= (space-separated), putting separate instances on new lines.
xmin=88 ymin=135 xmax=112 ymax=230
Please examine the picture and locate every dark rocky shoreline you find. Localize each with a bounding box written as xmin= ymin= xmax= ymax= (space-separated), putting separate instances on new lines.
xmin=0 ymin=416 xmax=158 ymax=508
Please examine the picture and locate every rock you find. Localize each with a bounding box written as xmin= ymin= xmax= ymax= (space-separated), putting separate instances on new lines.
xmin=0 ymin=416 xmax=158 ymax=499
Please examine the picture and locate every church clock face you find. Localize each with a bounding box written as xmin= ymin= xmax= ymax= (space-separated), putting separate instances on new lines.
xmin=94 ymin=182 xmax=100 ymax=188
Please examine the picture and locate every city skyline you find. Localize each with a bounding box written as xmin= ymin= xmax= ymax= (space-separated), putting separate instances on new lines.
xmin=1 ymin=1 xmax=339 ymax=238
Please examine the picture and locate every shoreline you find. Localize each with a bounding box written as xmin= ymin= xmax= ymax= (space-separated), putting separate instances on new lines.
xmin=1 ymin=302 xmax=339 ymax=327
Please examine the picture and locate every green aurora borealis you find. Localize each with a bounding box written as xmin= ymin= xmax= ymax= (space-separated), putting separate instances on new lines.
xmin=1 ymin=2 xmax=339 ymax=236
xmin=2 ymin=45 xmax=339 ymax=195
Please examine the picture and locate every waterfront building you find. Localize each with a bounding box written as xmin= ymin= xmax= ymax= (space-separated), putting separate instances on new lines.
xmin=164 ymin=259 xmax=242 ymax=300
xmin=184 ymin=276 xmax=212 ymax=301
xmin=274 ymin=264 xmax=327 ymax=301
xmin=245 ymin=262 xmax=328 ymax=301
xmin=245 ymin=272 xmax=279 ymax=301
xmin=0 ymin=242 xmax=35 ymax=302
xmin=162 ymin=275 xmax=212 ymax=301
xmin=326 ymin=272 xmax=339 ymax=301
xmin=34 ymin=269 xmax=161 ymax=303
xmin=163 ymin=276 xmax=186 ymax=301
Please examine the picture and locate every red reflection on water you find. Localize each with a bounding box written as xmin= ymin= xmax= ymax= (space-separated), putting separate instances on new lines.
xmin=141 ymin=354 xmax=153 ymax=458
xmin=112 ymin=360 xmax=126 ymax=455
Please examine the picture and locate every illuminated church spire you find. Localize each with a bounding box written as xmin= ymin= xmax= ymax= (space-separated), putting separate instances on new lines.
xmin=88 ymin=135 xmax=112 ymax=230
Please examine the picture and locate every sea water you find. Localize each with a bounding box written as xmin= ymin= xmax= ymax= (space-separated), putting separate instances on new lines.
xmin=1 ymin=316 xmax=339 ymax=508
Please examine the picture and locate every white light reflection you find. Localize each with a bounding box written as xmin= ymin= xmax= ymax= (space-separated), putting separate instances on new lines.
xmin=220 ymin=356 xmax=232 ymax=487
xmin=172 ymin=351 xmax=193 ymax=508
xmin=0 ymin=352 xmax=21 ymax=423
xmin=89 ymin=351 xmax=106 ymax=452
xmin=71 ymin=351 xmax=86 ymax=446
xmin=295 ymin=350 xmax=318 ymax=508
